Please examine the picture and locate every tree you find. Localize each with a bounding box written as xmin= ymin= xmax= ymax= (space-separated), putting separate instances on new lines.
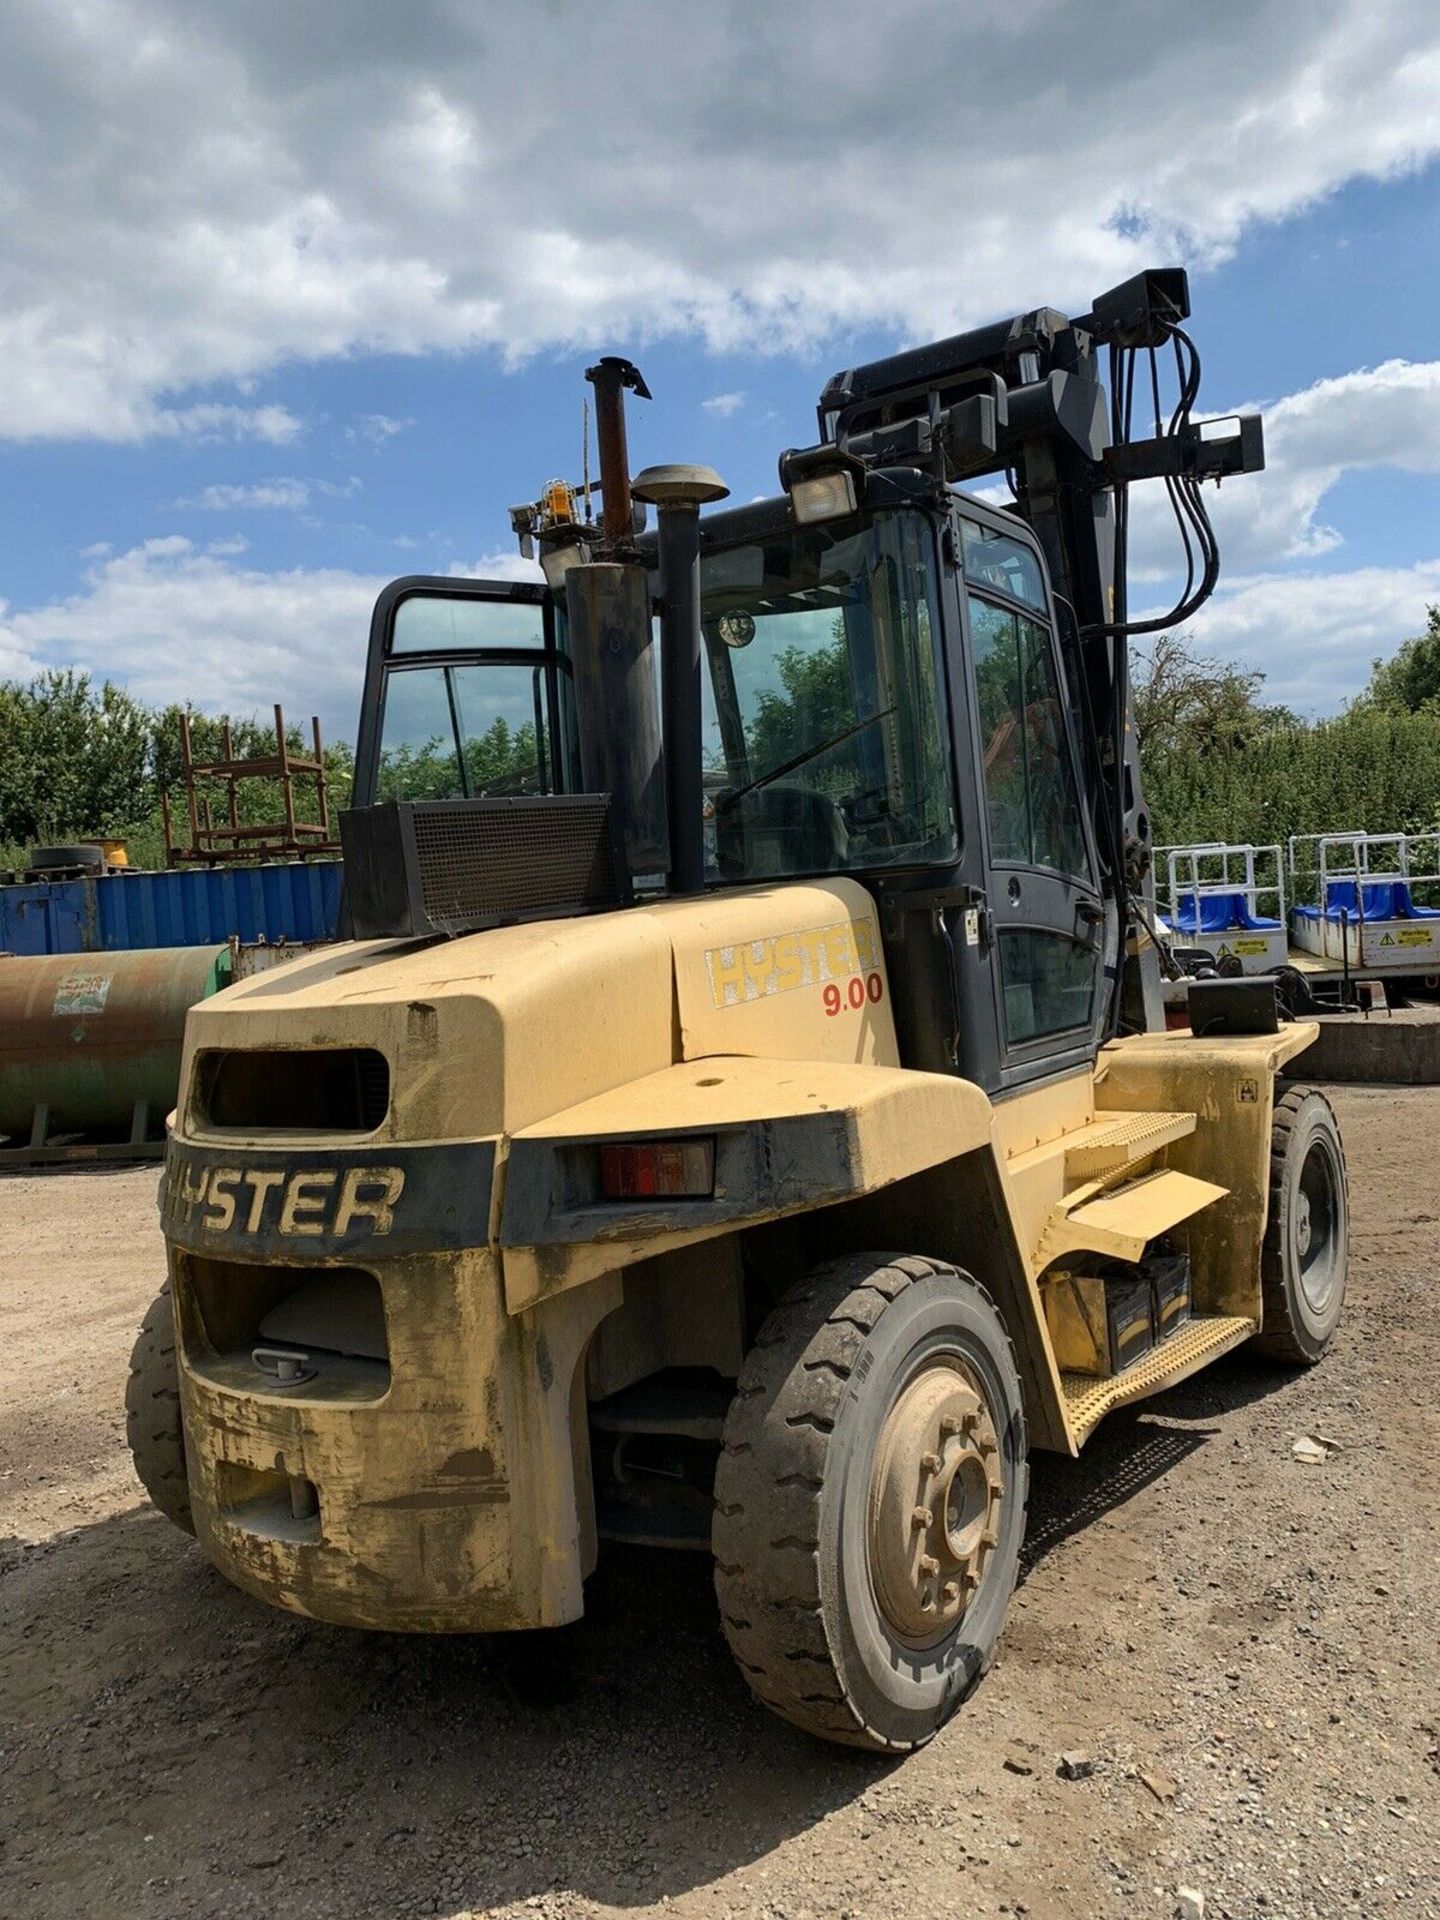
xmin=0 ymin=673 xmax=355 ymax=868
xmin=1360 ymin=605 xmax=1440 ymax=713
xmin=0 ymin=671 xmax=152 ymax=846
xmin=1131 ymin=632 xmax=1289 ymax=760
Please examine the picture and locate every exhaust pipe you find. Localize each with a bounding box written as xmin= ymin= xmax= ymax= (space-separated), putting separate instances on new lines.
xmin=585 ymin=357 xmax=650 ymax=545
xmin=561 ymin=360 xmax=728 ymax=896
xmin=563 ymin=561 xmax=670 ymax=879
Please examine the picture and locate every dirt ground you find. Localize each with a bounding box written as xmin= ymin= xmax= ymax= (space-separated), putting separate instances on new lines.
xmin=2 ymin=1085 xmax=1437 ymax=1920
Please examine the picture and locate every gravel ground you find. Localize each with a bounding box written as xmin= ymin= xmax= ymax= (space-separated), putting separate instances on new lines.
xmin=2 ymin=1084 xmax=1437 ymax=1920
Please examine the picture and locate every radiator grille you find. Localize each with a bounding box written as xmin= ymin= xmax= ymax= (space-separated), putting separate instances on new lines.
xmin=414 ymin=798 xmax=620 ymax=930
xmin=340 ymin=796 xmax=629 ymax=939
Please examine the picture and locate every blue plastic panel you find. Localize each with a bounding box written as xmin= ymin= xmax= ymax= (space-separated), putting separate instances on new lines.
xmin=0 ymin=861 xmax=342 ymax=955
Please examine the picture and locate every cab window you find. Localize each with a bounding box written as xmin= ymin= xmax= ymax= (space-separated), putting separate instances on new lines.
xmin=958 ymin=518 xmax=1047 ymax=611
xmin=968 ymin=595 xmax=1088 ymax=878
xmin=699 ymin=510 xmax=956 ymax=880
xmin=376 ymin=660 xmax=553 ymax=799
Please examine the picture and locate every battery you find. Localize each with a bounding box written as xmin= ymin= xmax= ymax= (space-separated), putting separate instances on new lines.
xmin=1045 ymin=1270 xmax=1156 ymax=1377
xmin=1147 ymin=1250 xmax=1191 ymax=1339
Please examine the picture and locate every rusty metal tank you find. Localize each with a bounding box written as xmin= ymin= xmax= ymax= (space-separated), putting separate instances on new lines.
xmin=0 ymin=945 xmax=231 ymax=1141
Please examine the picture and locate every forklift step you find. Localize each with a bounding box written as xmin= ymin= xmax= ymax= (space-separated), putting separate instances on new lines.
xmin=1063 ymin=1109 xmax=1196 ymax=1179
xmin=1040 ymin=1166 xmax=1228 ymax=1265
xmin=1061 ymin=1312 xmax=1255 ymax=1443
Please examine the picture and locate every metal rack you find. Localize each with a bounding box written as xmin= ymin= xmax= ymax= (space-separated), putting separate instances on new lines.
xmin=161 ymin=705 xmax=339 ymax=865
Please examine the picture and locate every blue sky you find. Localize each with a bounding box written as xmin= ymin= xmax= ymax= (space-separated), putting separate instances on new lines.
xmin=3 ymin=0 xmax=1439 ymax=742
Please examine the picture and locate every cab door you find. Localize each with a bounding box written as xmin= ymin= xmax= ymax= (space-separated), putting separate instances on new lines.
xmin=958 ymin=517 xmax=1108 ymax=1088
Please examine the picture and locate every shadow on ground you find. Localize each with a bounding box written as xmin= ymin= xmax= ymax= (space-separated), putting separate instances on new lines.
xmin=3 ymin=1505 xmax=880 ymax=1920
xmin=1 ymin=1352 xmax=1298 ymax=1920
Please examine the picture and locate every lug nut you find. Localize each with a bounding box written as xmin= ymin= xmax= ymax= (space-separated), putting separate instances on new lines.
xmin=942 ymin=1580 xmax=960 ymax=1605
xmin=918 ymin=1553 xmax=940 ymax=1577
xmin=980 ymin=1528 xmax=998 ymax=1550
xmin=921 ymin=1450 xmax=943 ymax=1473
xmin=938 ymin=1414 xmax=961 ymax=1437
xmin=911 ymin=1505 xmax=933 ymax=1529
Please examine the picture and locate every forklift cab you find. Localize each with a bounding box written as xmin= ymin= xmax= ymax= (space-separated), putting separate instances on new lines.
xmin=351 ymin=478 xmax=1110 ymax=1098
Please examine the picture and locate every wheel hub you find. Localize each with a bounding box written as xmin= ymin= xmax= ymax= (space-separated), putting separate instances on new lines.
xmin=867 ymin=1361 xmax=1004 ymax=1647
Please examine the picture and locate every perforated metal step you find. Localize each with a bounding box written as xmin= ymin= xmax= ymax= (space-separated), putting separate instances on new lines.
xmin=1064 ymin=1109 xmax=1196 ymax=1179
xmin=1062 ymin=1313 xmax=1255 ymax=1442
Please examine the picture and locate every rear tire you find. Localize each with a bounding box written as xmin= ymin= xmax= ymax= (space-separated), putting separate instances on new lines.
xmin=125 ymin=1282 xmax=195 ymax=1534
xmin=1253 ymin=1086 xmax=1348 ymax=1364
xmin=713 ymin=1254 xmax=1028 ymax=1752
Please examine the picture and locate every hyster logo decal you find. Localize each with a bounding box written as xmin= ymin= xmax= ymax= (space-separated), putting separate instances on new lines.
xmin=705 ymin=916 xmax=881 ymax=1009
xmin=166 ymin=1161 xmax=406 ymax=1238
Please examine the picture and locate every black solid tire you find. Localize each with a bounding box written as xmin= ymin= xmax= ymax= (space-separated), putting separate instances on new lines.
xmin=125 ymin=1282 xmax=195 ymax=1534
xmin=713 ymin=1254 xmax=1028 ymax=1752
xmin=28 ymin=844 xmax=105 ymax=870
xmin=1253 ymin=1086 xmax=1348 ymax=1364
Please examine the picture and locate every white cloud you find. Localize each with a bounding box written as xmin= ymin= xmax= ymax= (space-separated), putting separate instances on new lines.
xmin=182 ymin=478 xmax=312 ymax=511
xmin=347 ymin=413 xmax=414 ymax=447
xmin=150 ymin=403 xmax=303 ymax=446
xmin=177 ymin=474 xmax=362 ymax=511
xmin=2 ymin=2 xmax=1439 ymax=440
xmin=702 ymin=392 xmax=746 ymax=418
xmin=0 ymin=538 xmax=541 ymax=732
xmin=1155 ymin=562 xmax=1440 ymax=711
xmin=0 ymin=539 xmax=385 ymax=728
xmin=1127 ymin=360 xmax=1440 ymax=581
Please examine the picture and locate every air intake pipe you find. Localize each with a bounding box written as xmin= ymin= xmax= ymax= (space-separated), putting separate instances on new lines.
xmin=632 ymin=464 xmax=729 ymax=896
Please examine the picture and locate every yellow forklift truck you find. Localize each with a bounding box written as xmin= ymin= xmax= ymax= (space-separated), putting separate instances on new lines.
xmin=128 ymin=269 xmax=1348 ymax=1751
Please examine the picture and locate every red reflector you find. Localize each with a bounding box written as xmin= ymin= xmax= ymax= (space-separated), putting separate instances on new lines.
xmin=599 ymin=1138 xmax=715 ymax=1200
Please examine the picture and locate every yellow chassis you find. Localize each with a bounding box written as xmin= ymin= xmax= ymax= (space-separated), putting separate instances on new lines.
xmin=162 ymin=877 xmax=1316 ymax=1632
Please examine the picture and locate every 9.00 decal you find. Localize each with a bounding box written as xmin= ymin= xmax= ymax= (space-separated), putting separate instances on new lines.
xmin=822 ymin=971 xmax=884 ymax=1016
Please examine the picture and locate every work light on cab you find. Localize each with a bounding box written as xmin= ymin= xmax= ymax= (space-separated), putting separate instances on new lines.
xmin=778 ymin=445 xmax=866 ymax=525
xmin=599 ymin=1138 xmax=716 ymax=1200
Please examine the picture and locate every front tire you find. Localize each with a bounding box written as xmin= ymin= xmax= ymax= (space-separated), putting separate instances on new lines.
xmin=1253 ymin=1086 xmax=1348 ymax=1364
xmin=125 ymin=1281 xmax=195 ymax=1535
xmin=713 ymin=1254 xmax=1028 ymax=1752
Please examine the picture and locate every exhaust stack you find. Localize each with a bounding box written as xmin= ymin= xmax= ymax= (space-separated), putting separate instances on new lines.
xmin=556 ymin=359 xmax=726 ymax=895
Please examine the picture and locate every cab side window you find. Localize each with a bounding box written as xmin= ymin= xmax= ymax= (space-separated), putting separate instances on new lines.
xmin=968 ymin=595 xmax=1088 ymax=880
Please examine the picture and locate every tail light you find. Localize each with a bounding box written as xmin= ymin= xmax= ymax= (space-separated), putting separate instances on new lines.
xmin=599 ymin=1138 xmax=715 ymax=1200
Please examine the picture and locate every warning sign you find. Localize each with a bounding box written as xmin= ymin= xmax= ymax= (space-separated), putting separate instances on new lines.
xmin=1398 ymin=928 xmax=1433 ymax=946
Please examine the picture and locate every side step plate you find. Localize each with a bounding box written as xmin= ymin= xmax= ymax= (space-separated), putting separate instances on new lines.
xmin=1061 ymin=1313 xmax=1255 ymax=1445
xmin=1041 ymin=1167 xmax=1227 ymax=1266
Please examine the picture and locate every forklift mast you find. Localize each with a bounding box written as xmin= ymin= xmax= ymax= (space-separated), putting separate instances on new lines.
xmin=812 ymin=267 xmax=1264 ymax=1029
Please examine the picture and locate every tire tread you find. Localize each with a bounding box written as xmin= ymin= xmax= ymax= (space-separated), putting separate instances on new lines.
xmin=713 ymin=1253 xmax=1027 ymax=1752
xmin=124 ymin=1281 xmax=195 ymax=1535
xmin=1253 ymin=1084 xmax=1348 ymax=1364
